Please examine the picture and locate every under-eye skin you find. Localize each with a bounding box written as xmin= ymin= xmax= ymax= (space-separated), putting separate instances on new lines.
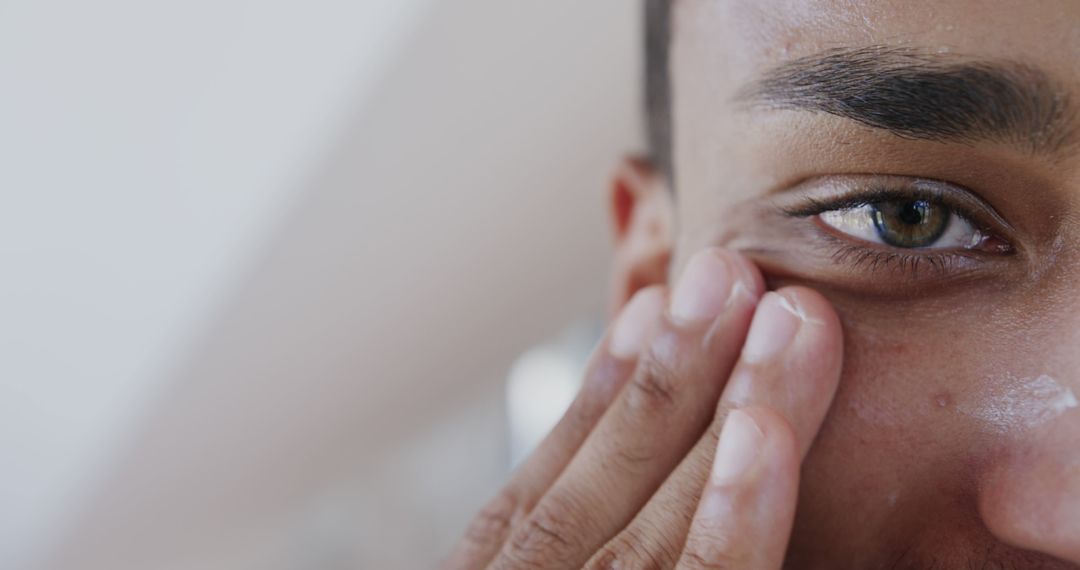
xmin=777 ymin=176 xmax=1015 ymax=278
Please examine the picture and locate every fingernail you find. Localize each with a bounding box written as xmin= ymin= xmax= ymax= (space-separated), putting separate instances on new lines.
xmin=711 ymin=409 xmax=764 ymax=485
xmin=740 ymin=292 xmax=801 ymax=364
xmin=610 ymin=288 xmax=666 ymax=359
xmin=670 ymin=249 xmax=732 ymax=324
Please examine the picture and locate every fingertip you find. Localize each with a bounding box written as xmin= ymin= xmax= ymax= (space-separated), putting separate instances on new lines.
xmin=718 ymin=248 xmax=768 ymax=303
xmin=773 ymin=286 xmax=842 ymax=333
xmin=609 ymin=285 xmax=668 ymax=360
xmin=773 ymin=285 xmax=845 ymax=371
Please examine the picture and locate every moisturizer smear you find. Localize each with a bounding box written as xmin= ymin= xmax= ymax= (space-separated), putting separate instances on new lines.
xmin=962 ymin=374 xmax=1078 ymax=434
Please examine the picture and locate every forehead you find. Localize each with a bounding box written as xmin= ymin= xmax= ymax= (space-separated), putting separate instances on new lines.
xmin=672 ymin=0 xmax=1080 ymax=95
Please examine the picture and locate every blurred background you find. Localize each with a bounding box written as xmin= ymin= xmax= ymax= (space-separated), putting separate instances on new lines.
xmin=0 ymin=0 xmax=642 ymax=568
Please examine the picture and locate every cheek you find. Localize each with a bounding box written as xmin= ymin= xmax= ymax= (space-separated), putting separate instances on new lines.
xmin=789 ymin=297 xmax=1070 ymax=554
xmin=834 ymin=319 xmax=1078 ymax=443
xmin=813 ymin=298 xmax=1009 ymax=445
xmin=815 ymin=307 xmax=995 ymax=488
xmin=789 ymin=308 xmax=991 ymax=556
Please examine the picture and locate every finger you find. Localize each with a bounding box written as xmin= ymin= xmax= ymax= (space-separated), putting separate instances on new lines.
xmin=442 ymin=286 xmax=666 ymax=569
xmin=720 ymin=288 xmax=844 ymax=455
xmin=676 ymin=407 xmax=799 ymax=570
xmin=491 ymin=248 xmax=765 ymax=569
xmin=589 ymin=286 xmax=843 ymax=568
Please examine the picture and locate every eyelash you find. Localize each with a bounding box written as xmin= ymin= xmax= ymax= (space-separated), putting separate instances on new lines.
xmin=781 ymin=187 xmax=975 ymax=219
xmin=820 ymin=232 xmax=982 ymax=278
xmin=779 ymin=186 xmax=1004 ymax=278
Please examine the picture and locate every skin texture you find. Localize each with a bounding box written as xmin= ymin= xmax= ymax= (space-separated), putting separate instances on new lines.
xmin=449 ymin=1 xmax=1080 ymax=567
xmin=446 ymin=250 xmax=845 ymax=569
xmin=662 ymin=1 xmax=1080 ymax=567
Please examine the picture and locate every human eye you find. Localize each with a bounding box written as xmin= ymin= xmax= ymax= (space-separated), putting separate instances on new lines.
xmin=776 ymin=176 xmax=1014 ymax=277
xmin=819 ymin=200 xmax=981 ymax=250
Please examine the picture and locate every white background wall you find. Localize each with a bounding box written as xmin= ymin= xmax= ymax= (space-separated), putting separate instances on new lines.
xmin=0 ymin=1 xmax=641 ymax=568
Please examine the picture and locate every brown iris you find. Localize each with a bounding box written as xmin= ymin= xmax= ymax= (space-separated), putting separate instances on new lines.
xmin=871 ymin=199 xmax=949 ymax=248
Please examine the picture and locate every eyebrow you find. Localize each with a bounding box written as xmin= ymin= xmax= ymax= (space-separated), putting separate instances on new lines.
xmin=736 ymin=46 xmax=1076 ymax=156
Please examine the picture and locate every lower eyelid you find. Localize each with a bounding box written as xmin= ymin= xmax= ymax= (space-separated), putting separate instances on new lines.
xmin=731 ymin=218 xmax=1012 ymax=294
xmin=813 ymin=228 xmax=986 ymax=278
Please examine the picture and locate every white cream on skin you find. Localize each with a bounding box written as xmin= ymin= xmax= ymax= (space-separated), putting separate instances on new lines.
xmin=961 ymin=374 xmax=1078 ymax=434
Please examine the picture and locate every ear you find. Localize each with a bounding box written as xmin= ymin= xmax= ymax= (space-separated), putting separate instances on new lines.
xmin=608 ymin=156 xmax=674 ymax=317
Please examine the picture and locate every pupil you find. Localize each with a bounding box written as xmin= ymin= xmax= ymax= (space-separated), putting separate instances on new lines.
xmin=898 ymin=201 xmax=926 ymax=225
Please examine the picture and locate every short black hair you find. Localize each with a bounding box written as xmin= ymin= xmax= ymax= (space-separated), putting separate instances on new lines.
xmin=644 ymin=0 xmax=673 ymax=185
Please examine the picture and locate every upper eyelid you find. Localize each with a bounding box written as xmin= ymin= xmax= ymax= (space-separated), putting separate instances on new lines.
xmin=775 ymin=177 xmax=1012 ymax=232
xmin=782 ymin=191 xmax=979 ymax=227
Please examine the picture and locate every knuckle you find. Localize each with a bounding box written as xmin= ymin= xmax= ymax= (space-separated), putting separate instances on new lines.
xmin=563 ymin=399 xmax=602 ymax=439
xmin=629 ymin=518 xmax=686 ymax=568
xmin=462 ymin=489 xmax=520 ymax=551
xmin=503 ymin=493 xmax=584 ymax=565
xmin=627 ymin=354 xmax=681 ymax=413
xmin=587 ymin=543 xmax=663 ymax=570
xmin=679 ymin=534 xmax=746 ymax=570
xmin=585 ymin=524 xmax=681 ymax=570
xmin=610 ymin=437 xmax=660 ymax=470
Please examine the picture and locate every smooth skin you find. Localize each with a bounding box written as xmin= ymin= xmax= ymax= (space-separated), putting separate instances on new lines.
xmin=445 ymin=248 xmax=844 ymax=568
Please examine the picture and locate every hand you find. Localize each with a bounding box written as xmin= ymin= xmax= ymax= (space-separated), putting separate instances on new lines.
xmin=444 ymin=248 xmax=844 ymax=569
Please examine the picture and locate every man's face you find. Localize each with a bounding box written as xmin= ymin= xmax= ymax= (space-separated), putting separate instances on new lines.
xmin=666 ymin=0 xmax=1080 ymax=566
